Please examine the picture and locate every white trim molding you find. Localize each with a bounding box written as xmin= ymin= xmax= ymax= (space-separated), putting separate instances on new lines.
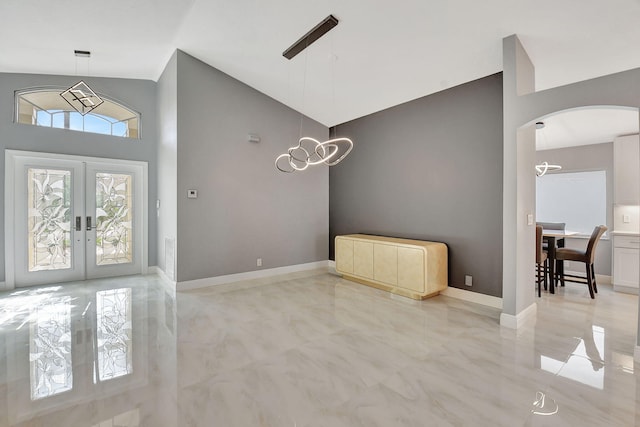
xmin=500 ymin=302 xmax=537 ymax=329
xmin=439 ymin=286 xmax=503 ymax=309
xmin=149 ymin=266 xmax=177 ymax=289
xmin=595 ymin=274 xmax=612 ymax=285
xmin=176 ymin=261 xmax=331 ymax=291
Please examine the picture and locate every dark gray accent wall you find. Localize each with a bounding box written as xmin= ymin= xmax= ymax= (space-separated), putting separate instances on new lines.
xmin=0 ymin=73 xmax=158 ymax=280
xmin=330 ymin=73 xmax=504 ymax=297
xmin=174 ymin=51 xmax=329 ymax=282
xmin=536 ymin=143 xmax=613 ymax=275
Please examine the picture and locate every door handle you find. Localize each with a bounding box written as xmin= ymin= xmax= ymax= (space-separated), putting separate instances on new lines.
xmin=86 ymin=216 xmax=92 ymax=231
xmin=75 ymin=216 xmax=82 ymax=231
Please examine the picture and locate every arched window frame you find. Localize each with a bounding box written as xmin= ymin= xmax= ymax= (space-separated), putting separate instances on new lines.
xmin=15 ymin=87 xmax=142 ymax=140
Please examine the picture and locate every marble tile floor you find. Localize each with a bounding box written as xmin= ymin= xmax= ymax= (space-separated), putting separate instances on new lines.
xmin=0 ymin=270 xmax=639 ymax=426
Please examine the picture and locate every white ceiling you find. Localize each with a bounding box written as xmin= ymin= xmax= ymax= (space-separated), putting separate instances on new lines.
xmin=536 ymin=108 xmax=639 ymax=151
xmin=2 ymin=0 xmax=640 ymax=127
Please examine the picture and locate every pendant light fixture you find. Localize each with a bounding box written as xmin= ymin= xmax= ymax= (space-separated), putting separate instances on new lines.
xmin=535 ymin=161 xmax=562 ymax=177
xmin=60 ymin=50 xmax=104 ymax=115
xmin=275 ymin=15 xmax=353 ymax=173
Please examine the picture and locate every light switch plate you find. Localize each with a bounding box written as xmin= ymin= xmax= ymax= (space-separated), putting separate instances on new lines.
xmin=623 ymin=214 xmax=631 ymax=223
xmin=187 ymin=189 xmax=198 ymax=199
xmin=527 ymin=214 xmax=534 ymax=226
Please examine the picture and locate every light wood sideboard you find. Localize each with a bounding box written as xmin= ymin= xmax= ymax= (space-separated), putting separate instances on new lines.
xmin=335 ymin=234 xmax=448 ymax=300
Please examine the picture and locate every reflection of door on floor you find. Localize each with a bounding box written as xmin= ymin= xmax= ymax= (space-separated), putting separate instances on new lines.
xmin=4 ymin=283 xmax=148 ymax=425
xmin=6 ymin=150 xmax=148 ymax=287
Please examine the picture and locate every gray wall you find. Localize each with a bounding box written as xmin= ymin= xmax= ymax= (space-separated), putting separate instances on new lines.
xmin=330 ymin=73 xmax=504 ymax=297
xmin=174 ymin=51 xmax=329 ymax=282
xmin=157 ymin=52 xmax=178 ymax=278
xmin=502 ymin=35 xmax=537 ymax=318
xmin=500 ymin=34 xmax=640 ymax=344
xmin=536 ymin=142 xmax=613 ymax=275
xmin=0 ymin=73 xmax=158 ymax=281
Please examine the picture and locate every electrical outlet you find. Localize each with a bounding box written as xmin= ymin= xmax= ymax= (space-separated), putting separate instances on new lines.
xmin=623 ymin=214 xmax=631 ymax=223
xmin=257 ymin=258 xmax=262 ymax=267
xmin=465 ymin=275 xmax=473 ymax=286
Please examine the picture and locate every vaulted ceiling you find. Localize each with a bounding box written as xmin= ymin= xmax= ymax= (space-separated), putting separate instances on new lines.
xmin=2 ymin=0 xmax=640 ymax=128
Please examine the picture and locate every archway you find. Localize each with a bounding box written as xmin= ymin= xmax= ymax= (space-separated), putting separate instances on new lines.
xmin=501 ymin=34 xmax=640 ymax=360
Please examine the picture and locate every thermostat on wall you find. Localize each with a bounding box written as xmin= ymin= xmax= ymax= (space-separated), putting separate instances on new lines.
xmin=187 ymin=189 xmax=198 ymax=199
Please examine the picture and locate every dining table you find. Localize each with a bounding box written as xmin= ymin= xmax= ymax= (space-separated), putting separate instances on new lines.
xmin=542 ymin=229 xmax=578 ymax=294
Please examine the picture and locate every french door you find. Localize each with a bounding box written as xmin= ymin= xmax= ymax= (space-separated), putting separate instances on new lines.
xmin=6 ymin=150 xmax=148 ymax=287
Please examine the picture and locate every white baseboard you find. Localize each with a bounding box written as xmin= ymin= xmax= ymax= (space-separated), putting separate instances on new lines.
xmin=596 ymin=274 xmax=612 ymax=285
xmin=613 ymin=285 xmax=638 ymax=295
xmin=439 ymin=286 xmax=503 ymax=309
xmin=149 ymin=266 xmax=177 ymax=289
xmin=635 ymin=346 xmax=640 ymax=363
xmin=176 ymin=261 xmax=331 ymax=291
xmin=500 ymin=302 xmax=537 ymax=329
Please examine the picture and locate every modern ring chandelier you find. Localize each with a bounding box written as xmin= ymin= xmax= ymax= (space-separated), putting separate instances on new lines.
xmin=535 ymin=161 xmax=562 ymax=177
xmin=275 ymin=136 xmax=353 ymax=173
xmin=276 ymin=15 xmax=354 ymax=173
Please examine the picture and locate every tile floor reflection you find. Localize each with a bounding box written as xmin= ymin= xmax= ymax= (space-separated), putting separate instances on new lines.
xmin=0 ymin=271 xmax=639 ymax=426
xmin=0 ymin=276 xmax=176 ymax=427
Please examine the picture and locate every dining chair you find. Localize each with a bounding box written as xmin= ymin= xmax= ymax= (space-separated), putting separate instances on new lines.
xmin=536 ymin=222 xmax=566 ymax=249
xmin=554 ymin=225 xmax=607 ymax=299
xmin=537 ymin=221 xmax=566 ymax=288
xmin=535 ymin=225 xmax=548 ymax=297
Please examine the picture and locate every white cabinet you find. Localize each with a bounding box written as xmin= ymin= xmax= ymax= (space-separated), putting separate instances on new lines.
xmin=613 ymin=135 xmax=640 ymax=205
xmin=613 ymin=235 xmax=639 ymax=293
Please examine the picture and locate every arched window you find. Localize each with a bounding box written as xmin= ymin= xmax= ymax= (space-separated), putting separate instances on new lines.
xmin=15 ymin=88 xmax=141 ymax=139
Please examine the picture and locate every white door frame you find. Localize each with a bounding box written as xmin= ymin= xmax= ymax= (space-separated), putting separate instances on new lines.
xmin=5 ymin=150 xmax=148 ymax=289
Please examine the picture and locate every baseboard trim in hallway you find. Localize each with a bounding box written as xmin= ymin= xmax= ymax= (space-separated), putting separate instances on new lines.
xmin=175 ymin=261 xmax=331 ymax=291
xmin=439 ymin=286 xmax=503 ymax=309
xmin=500 ymin=302 xmax=537 ymax=329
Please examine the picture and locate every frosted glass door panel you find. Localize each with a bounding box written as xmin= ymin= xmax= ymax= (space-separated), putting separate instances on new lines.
xmin=95 ymin=173 xmax=134 ymax=266
xmin=7 ymin=151 xmax=146 ymax=287
xmin=27 ymin=168 xmax=72 ymax=272
xmin=12 ymin=154 xmax=85 ymax=287
xmin=85 ymin=162 xmax=143 ymax=279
